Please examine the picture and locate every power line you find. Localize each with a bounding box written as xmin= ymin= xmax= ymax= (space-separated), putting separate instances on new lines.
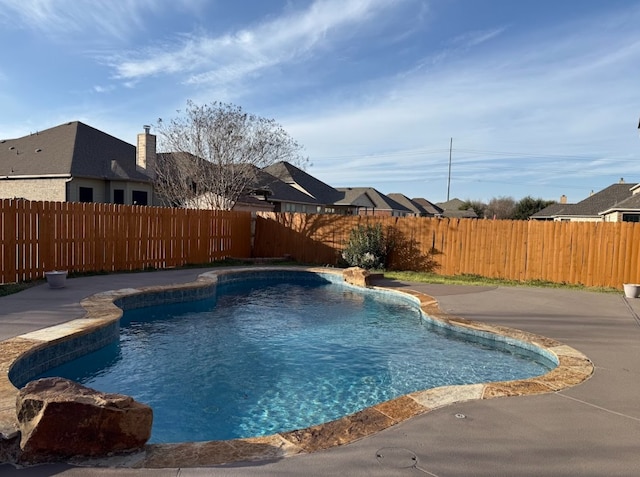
xmin=313 ymin=146 xmax=617 ymax=162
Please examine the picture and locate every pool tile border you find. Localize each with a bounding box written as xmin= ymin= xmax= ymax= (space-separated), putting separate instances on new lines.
xmin=0 ymin=266 xmax=594 ymax=467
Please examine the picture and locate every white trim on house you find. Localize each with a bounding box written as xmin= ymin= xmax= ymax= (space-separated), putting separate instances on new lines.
xmin=0 ymin=174 xmax=72 ymax=180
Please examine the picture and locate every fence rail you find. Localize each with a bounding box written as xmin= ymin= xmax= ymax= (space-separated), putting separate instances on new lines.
xmin=0 ymin=200 xmax=252 ymax=284
xmin=253 ymin=213 xmax=640 ymax=289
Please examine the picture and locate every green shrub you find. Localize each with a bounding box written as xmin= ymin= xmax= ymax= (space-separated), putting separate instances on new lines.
xmin=341 ymin=223 xmax=387 ymax=270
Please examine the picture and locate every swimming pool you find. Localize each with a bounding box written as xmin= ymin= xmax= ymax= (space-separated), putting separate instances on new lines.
xmin=31 ymin=271 xmax=555 ymax=443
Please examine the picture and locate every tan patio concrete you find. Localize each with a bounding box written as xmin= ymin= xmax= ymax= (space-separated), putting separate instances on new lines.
xmin=1 ymin=270 xmax=640 ymax=476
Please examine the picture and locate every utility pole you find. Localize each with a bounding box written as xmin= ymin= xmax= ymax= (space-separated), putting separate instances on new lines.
xmin=446 ymin=137 xmax=453 ymax=201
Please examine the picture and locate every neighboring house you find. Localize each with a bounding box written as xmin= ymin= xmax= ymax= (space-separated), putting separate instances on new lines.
xmin=599 ymin=183 xmax=640 ymax=222
xmin=155 ymin=154 xmax=316 ymax=213
xmin=0 ymin=122 xmax=155 ymax=205
xmin=262 ymin=162 xmax=352 ymax=214
xmin=335 ymin=187 xmax=412 ymax=217
xmin=529 ymin=202 xmax=574 ymax=221
xmin=0 ymin=121 xmax=463 ymax=219
xmin=245 ymin=166 xmax=324 ymax=213
xmin=531 ymin=181 xmax=640 ymax=222
xmin=412 ymin=197 xmax=444 ymax=217
xmin=436 ymin=198 xmax=478 ymax=219
xmin=386 ymin=193 xmax=425 ymax=217
xmin=386 ymin=194 xmax=443 ymax=217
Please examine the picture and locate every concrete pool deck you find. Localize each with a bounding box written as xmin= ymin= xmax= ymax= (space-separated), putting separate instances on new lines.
xmin=1 ymin=268 xmax=640 ymax=475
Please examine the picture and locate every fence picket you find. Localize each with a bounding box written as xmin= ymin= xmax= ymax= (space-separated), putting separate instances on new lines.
xmin=0 ymin=200 xmax=251 ymax=284
xmin=2 ymin=202 xmax=639 ymax=289
xmin=253 ymin=213 xmax=639 ymax=289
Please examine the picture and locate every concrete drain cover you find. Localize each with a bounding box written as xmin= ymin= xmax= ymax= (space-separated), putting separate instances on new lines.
xmin=375 ymin=447 xmax=418 ymax=468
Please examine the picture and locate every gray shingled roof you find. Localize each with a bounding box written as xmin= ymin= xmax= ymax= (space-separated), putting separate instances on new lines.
xmin=530 ymin=203 xmax=575 ymax=219
xmin=412 ymin=197 xmax=444 ymax=216
xmin=560 ymin=183 xmax=636 ymax=217
xmin=0 ymin=121 xmax=150 ymax=182
xmin=336 ymin=187 xmax=412 ymax=213
xmin=531 ymin=183 xmax=639 ymax=219
xmin=251 ymin=168 xmax=320 ymax=205
xmin=387 ymin=193 xmax=426 ymax=215
xmin=436 ymin=197 xmax=478 ymax=218
xmin=262 ymin=161 xmax=342 ymax=205
xmin=599 ymin=191 xmax=640 ymax=213
xmin=156 ymin=153 xmax=319 ymax=206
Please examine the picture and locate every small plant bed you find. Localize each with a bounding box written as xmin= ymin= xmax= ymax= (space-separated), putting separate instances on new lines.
xmin=383 ymin=271 xmax=620 ymax=293
xmin=0 ymin=280 xmax=43 ymax=297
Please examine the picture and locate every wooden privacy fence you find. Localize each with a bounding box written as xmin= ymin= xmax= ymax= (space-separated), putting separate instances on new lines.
xmin=253 ymin=213 xmax=640 ymax=289
xmin=0 ymin=200 xmax=252 ymax=284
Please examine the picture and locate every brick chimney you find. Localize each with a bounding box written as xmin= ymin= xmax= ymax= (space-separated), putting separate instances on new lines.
xmin=136 ymin=125 xmax=156 ymax=179
xmin=560 ymin=194 xmax=567 ymax=204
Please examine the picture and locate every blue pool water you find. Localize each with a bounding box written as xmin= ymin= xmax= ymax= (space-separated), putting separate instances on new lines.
xmin=37 ymin=275 xmax=554 ymax=443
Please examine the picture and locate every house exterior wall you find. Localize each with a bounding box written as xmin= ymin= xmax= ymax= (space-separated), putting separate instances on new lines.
xmin=0 ymin=178 xmax=68 ymax=201
xmin=358 ymin=208 xmax=393 ymax=217
xmin=67 ymin=178 xmax=153 ymax=205
xmin=603 ymin=212 xmax=622 ymax=222
xmin=107 ymin=180 xmax=154 ymax=205
xmin=280 ymin=202 xmax=323 ymax=213
xmin=67 ymin=178 xmax=107 ymax=203
xmin=560 ymin=216 xmax=603 ymax=223
xmin=603 ymin=211 xmax=640 ymax=223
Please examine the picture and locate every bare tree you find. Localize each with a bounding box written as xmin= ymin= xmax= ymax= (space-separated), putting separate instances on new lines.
xmin=485 ymin=196 xmax=516 ymax=220
xmin=154 ymin=101 xmax=308 ymax=209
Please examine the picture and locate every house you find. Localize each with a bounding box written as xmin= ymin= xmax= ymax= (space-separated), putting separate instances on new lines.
xmin=0 ymin=122 xmax=155 ymax=205
xmin=412 ymin=197 xmax=444 ymax=217
xmin=1 ymin=121 xmax=447 ymax=217
xmin=531 ymin=181 xmax=640 ymax=222
xmin=154 ymin=155 xmax=318 ymax=213
xmin=529 ymin=202 xmax=573 ymax=221
xmin=436 ymin=198 xmax=478 ymax=219
xmin=386 ymin=194 xmax=443 ymax=217
xmin=335 ymin=187 xmax=412 ymax=216
xmin=386 ymin=194 xmax=425 ymax=217
xmin=599 ymin=183 xmax=640 ymax=222
xmin=262 ymin=162 xmax=352 ymax=214
xmin=245 ymin=166 xmax=326 ymax=213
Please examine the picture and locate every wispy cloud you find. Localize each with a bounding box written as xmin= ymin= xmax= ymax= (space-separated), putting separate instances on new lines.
xmin=0 ymin=0 xmax=157 ymax=40
xmin=450 ymin=27 xmax=506 ymax=49
xmin=282 ymin=5 xmax=640 ymax=199
xmin=108 ymin=0 xmax=403 ymax=85
xmin=93 ymin=85 xmax=115 ymax=94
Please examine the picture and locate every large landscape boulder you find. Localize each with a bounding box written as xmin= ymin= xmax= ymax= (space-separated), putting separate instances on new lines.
xmin=16 ymin=377 xmax=152 ymax=463
xmin=343 ymin=267 xmax=376 ymax=287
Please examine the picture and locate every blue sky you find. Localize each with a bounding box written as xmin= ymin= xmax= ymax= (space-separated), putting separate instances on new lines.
xmin=1 ymin=0 xmax=640 ymax=204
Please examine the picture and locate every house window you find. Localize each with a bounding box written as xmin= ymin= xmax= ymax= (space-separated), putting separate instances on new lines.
xmin=622 ymin=213 xmax=640 ymax=223
xmin=79 ymin=187 xmax=93 ymax=203
xmin=114 ymin=189 xmax=125 ymax=204
xmin=132 ymin=190 xmax=148 ymax=206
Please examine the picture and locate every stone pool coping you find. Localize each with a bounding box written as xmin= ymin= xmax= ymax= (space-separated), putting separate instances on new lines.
xmin=0 ymin=266 xmax=594 ymax=468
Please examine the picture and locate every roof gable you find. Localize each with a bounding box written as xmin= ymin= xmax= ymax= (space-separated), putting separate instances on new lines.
xmin=531 ymin=203 xmax=575 ymax=218
xmin=412 ymin=197 xmax=444 ymax=215
xmin=262 ymin=161 xmax=342 ymax=204
xmin=0 ymin=121 xmax=150 ymax=182
xmin=567 ymin=183 xmax=637 ymax=216
xmin=600 ymin=192 xmax=640 ymax=213
xmin=251 ymin=168 xmax=320 ymax=205
xmin=387 ymin=193 xmax=426 ymax=215
xmin=437 ymin=198 xmax=466 ymax=210
xmin=436 ymin=197 xmax=477 ymax=218
xmin=0 ymin=122 xmax=76 ymax=176
xmin=336 ymin=187 xmax=411 ymax=212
